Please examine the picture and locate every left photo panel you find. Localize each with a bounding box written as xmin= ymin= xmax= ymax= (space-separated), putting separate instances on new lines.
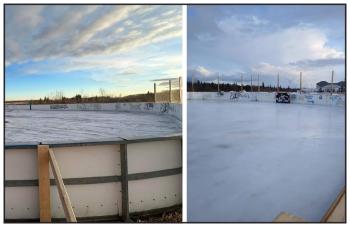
xmin=4 ymin=5 xmax=183 ymax=223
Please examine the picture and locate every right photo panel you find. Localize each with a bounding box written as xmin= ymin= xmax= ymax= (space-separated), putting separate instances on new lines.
xmin=187 ymin=4 xmax=345 ymax=223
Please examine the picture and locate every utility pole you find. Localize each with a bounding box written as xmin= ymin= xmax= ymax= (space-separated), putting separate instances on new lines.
xmin=217 ymin=75 xmax=220 ymax=93
xmin=250 ymin=73 xmax=253 ymax=92
xmin=169 ymin=79 xmax=172 ymax=103
xmin=299 ymin=72 xmax=302 ymax=94
xmin=179 ymin=76 xmax=182 ymax=103
xmin=331 ymin=70 xmax=334 ymax=95
xmin=258 ymin=73 xmax=260 ymax=92
xmin=192 ymin=74 xmax=194 ymax=92
xmin=154 ymin=83 xmax=156 ymax=102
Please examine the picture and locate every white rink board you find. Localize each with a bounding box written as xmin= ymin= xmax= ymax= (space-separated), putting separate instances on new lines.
xmin=128 ymin=175 xmax=182 ymax=213
xmin=5 ymin=186 xmax=39 ymax=219
xmin=5 ymin=148 xmax=38 ymax=180
xmin=5 ymin=136 xmax=182 ymax=220
xmin=5 ymin=183 xmax=122 ymax=219
xmin=188 ymin=92 xmax=345 ymax=106
xmin=127 ymin=140 xmax=182 ymax=174
xmin=50 ymin=145 xmax=121 ymax=178
xmin=5 ymin=102 xmax=182 ymax=120
xmin=51 ymin=183 xmax=122 ymax=218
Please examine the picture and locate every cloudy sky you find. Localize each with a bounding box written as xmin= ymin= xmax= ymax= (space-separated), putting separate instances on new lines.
xmin=5 ymin=5 xmax=182 ymax=100
xmin=188 ymin=5 xmax=345 ymax=88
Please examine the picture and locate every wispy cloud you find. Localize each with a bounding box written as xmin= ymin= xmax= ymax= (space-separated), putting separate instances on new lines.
xmin=5 ymin=5 xmax=182 ymax=100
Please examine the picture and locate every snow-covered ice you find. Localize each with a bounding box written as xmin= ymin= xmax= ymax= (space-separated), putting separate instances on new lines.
xmin=5 ymin=110 xmax=181 ymax=144
xmin=188 ymin=100 xmax=345 ymax=222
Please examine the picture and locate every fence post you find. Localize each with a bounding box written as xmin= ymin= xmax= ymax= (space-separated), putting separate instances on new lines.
xmin=37 ymin=145 xmax=51 ymax=222
xmin=179 ymin=77 xmax=182 ymax=103
xmin=154 ymin=83 xmax=157 ymax=103
xmin=169 ymin=80 xmax=172 ymax=103
xmin=120 ymin=144 xmax=130 ymax=222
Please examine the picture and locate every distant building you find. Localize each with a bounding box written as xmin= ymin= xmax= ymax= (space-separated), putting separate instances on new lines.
xmin=316 ymin=81 xmax=345 ymax=92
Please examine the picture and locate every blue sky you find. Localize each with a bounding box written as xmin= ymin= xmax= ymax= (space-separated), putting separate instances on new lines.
xmin=5 ymin=5 xmax=182 ymax=100
xmin=188 ymin=5 xmax=345 ymax=88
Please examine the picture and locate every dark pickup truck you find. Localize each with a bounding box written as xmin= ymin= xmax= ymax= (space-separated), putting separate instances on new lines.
xmin=276 ymin=92 xmax=291 ymax=103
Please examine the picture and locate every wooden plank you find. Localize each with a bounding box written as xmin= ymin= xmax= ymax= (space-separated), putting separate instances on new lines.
xmin=48 ymin=149 xmax=77 ymax=223
xmin=274 ymin=212 xmax=305 ymax=222
xmin=325 ymin=193 xmax=345 ymax=222
xmin=120 ymin=144 xmax=131 ymax=222
xmin=37 ymin=145 xmax=51 ymax=222
xmin=321 ymin=187 xmax=345 ymax=222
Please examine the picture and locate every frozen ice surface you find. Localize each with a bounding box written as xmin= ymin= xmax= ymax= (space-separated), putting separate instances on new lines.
xmin=5 ymin=110 xmax=181 ymax=144
xmin=188 ymin=100 xmax=345 ymax=222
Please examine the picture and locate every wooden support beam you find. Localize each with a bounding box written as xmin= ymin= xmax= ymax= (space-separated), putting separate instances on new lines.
xmin=120 ymin=144 xmax=131 ymax=222
xmin=321 ymin=187 xmax=345 ymax=222
xmin=49 ymin=149 xmax=77 ymax=223
xmin=37 ymin=145 xmax=51 ymax=222
xmin=274 ymin=212 xmax=305 ymax=222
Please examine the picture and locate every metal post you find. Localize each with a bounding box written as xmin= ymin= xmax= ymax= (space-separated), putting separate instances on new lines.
xmin=217 ymin=75 xmax=220 ymax=93
xmin=120 ymin=144 xmax=130 ymax=222
xmin=154 ymin=83 xmax=156 ymax=103
xmin=250 ymin=74 xmax=253 ymax=92
xmin=179 ymin=77 xmax=181 ymax=103
xmin=169 ymin=79 xmax=172 ymax=103
xmin=300 ymin=72 xmax=302 ymax=94
xmin=192 ymin=74 xmax=194 ymax=92
xmin=331 ymin=70 xmax=334 ymax=95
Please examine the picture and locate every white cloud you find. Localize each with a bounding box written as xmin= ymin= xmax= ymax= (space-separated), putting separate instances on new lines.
xmin=5 ymin=5 xmax=182 ymax=65
xmin=196 ymin=66 xmax=212 ymax=77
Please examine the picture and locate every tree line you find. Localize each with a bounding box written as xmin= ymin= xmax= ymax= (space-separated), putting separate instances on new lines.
xmin=187 ymin=81 xmax=298 ymax=92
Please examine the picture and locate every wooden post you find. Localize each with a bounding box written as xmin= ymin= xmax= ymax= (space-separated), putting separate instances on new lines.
xmin=37 ymin=145 xmax=51 ymax=222
xmin=49 ymin=149 xmax=77 ymax=222
xmin=154 ymin=83 xmax=156 ymax=103
xmin=120 ymin=144 xmax=130 ymax=222
xmin=300 ymin=72 xmax=302 ymax=94
xmin=169 ymin=79 xmax=172 ymax=103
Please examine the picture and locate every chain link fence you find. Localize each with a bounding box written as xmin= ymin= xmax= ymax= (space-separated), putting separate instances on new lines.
xmin=153 ymin=77 xmax=182 ymax=103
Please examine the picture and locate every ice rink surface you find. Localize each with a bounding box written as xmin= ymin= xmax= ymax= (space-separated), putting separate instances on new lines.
xmin=188 ymin=101 xmax=345 ymax=222
xmin=5 ymin=110 xmax=181 ymax=144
